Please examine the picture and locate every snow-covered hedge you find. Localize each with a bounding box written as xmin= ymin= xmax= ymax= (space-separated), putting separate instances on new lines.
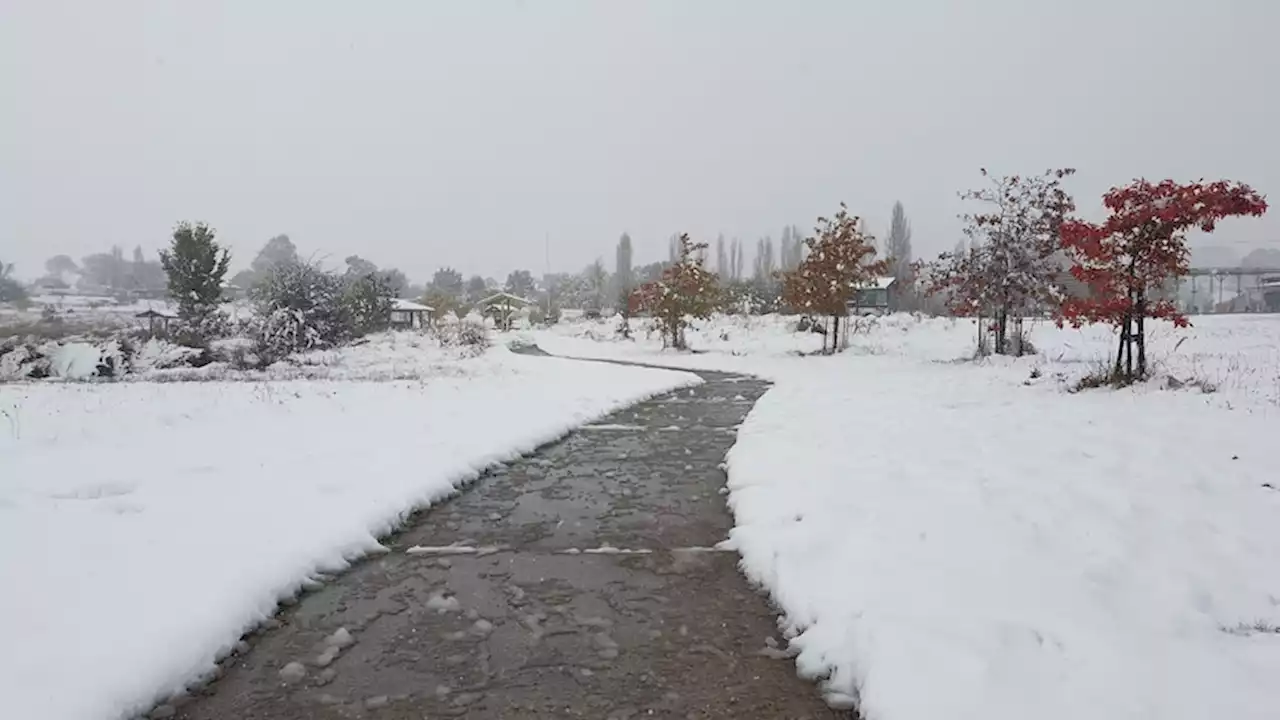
xmin=0 ymin=329 xmax=493 ymax=383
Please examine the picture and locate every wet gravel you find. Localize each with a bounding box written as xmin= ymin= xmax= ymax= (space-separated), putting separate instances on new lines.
xmin=172 ymin=363 xmax=850 ymax=719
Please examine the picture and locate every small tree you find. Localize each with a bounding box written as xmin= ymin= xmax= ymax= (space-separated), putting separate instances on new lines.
xmin=615 ymin=286 xmax=633 ymax=339
xmin=422 ymin=289 xmax=460 ymax=321
xmin=159 ymin=221 xmax=231 ymax=345
xmin=781 ymin=204 xmax=889 ymax=353
xmin=926 ymin=168 xmax=1076 ymax=355
xmin=1059 ymin=178 xmax=1267 ymax=384
xmin=630 ymin=234 xmax=720 ymax=349
xmin=342 ymin=271 xmax=396 ymax=337
xmin=0 ymin=261 xmax=28 ymax=304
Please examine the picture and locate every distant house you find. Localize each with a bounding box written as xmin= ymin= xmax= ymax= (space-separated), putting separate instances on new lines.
xmin=848 ymin=277 xmax=896 ymax=315
xmin=389 ymin=298 xmax=433 ymax=330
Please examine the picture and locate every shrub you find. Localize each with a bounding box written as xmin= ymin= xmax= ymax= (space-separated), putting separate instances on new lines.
xmin=433 ymin=321 xmax=489 ymax=354
xmin=250 ymin=261 xmax=347 ymax=361
xmin=341 ymin=271 xmax=395 ymax=337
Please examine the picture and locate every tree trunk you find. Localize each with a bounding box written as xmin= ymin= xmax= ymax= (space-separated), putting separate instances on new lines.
xmin=831 ymin=314 xmax=841 ymax=354
xmin=1135 ymin=290 xmax=1147 ymax=379
xmin=1114 ymin=315 xmax=1128 ymax=380
xmin=1124 ymin=313 xmax=1134 ymax=382
xmin=994 ymin=307 xmax=1008 ymax=355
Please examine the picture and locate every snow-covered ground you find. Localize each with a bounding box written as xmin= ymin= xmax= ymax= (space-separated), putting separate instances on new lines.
xmin=1 ymin=330 xmax=499 ymax=383
xmin=0 ymin=296 xmax=254 ymax=333
xmin=0 ymin=344 xmax=699 ymax=720
xmin=532 ymin=313 xmax=1280 ymax=720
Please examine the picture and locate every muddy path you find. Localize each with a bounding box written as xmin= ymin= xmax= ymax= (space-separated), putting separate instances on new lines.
xmin=172 ymin=366 xmax=848 ymax=719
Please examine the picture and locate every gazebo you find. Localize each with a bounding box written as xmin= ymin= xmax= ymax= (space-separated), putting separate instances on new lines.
xmin=478 ymin=292 xmax=533 ymax=331
xmin=389 ymin=298 xmax=434 ymax=330
xmin=135 ymin=308 xmax=177 ymax=339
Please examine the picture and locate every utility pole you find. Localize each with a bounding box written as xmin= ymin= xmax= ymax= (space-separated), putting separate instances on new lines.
xmin=544 ymin=232 xmax=551 ymax=319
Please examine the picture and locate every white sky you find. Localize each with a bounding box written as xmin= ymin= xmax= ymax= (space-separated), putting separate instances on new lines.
xmin=4 ymin=0 xmax=1277 ymax=281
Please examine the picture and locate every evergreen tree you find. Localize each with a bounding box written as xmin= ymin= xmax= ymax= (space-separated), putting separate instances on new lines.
xmin=613 ymin=233 xmax=634 ymax=305
xmin=885 ymin=201 xmax=915 ymax=309
xmin=885 ymin=201 xmax=913 ymax=275
xmin=159 ymin=221 xmax=231 ymax=344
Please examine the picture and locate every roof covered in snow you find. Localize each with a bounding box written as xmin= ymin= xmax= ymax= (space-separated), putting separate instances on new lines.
xmin=856 ymin=277 xmax=897 ymax=290
xmin=391 ymin=299 xmax=434 ymax=312
xmin=478 ymin=292 xmax=533 ymax=306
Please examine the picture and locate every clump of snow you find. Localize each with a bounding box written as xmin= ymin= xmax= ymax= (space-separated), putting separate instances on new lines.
xmin=325 ymin=627 xmax=354 ymax=650
xmin=426 ymin=591 xmax=461 ymax=613
xmin=534 ymin=312 xmax=1280 ymax=720
xmin=46 ymin=342 xmax=102 ymax=379
xmin=0 ymin=350 xmax=700 ymax=720
xmin=277 ymin=662 xmax=307 ymax=683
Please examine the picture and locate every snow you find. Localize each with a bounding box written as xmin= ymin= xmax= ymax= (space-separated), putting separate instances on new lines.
xmin=46 ymin=342 xmax=103 ymax=379
xmin=531 ymin=313 xmax=1280 ymax=720
xmin=0 ymin=344 xmax=699 ymax=720
xmin=390 ymin=298 xmax=434 ymax=312
xmin=1 ymin=331 xmax=502 ymax=383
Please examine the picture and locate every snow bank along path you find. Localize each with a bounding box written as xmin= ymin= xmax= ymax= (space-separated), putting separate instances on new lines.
xmin=534 ymin=323 xmax=1280 ymax=720
xmin=0 ymin=350 xmax=700 ymax=720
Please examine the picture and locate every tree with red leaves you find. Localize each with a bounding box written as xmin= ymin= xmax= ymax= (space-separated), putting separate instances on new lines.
xmin=781 ymin=204 xmax=889 ymax=354
xmin=923 ymin=168 xmax=1077 ymax=356
xmin=1059 ymin=179 xmax=1268 ymax=383
xmin=629 ymin=234 xmax=721 ymax=349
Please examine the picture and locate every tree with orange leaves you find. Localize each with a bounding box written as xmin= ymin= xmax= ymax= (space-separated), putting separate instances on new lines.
xmin=781 ymin=204 xmax=889 ymax=353
xmin=629 ymin=234 xmax=721 ymax=349
xmin=1059 ymin=178 xmax=1267 ymax=384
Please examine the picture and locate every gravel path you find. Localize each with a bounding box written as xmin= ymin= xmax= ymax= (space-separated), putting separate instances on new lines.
xmin=171 ymin=361 xmax=847 ymax=719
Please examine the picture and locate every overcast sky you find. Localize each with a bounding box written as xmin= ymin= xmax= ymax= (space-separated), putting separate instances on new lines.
xmin=4 ymin=0 xmax=1277 ymax=282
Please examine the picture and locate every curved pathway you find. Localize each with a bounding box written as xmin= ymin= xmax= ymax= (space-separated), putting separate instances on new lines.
xmin=172 ymin=360 xmax=846 ymax=719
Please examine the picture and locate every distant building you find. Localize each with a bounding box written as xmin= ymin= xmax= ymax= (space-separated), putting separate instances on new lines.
xmin=1259 ymin=275 xmax=1280 ymax=312
xmin=848 ymin=277 xmax=896 ymax=315
xmin=389 ymin=298 xmax=433 ymax=329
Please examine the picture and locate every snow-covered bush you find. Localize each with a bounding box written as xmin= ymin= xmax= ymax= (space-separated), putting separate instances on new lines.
xmin=341 ymin=271 xmax=395 ymax=337
xmin=433 ymin=321 xmax=489 ymax=355
xmin=0 ymin=340 xmax=50 ymax=380
xmin=250 ymin=261 xmax=397 ymax=362
xmin=172 ymin=311 xmax=231 ymax=349
xmin=250 ymin=261 xmax=347 ymax=361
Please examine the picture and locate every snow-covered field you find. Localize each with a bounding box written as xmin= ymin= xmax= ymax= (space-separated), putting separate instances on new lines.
xmin=0 ymin=296 xmax=254 ymax=334
xmin=0 ymin=343 xmax=700 ymax=720
xmin=532 ymin=313 xmax=1280 ymax=720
